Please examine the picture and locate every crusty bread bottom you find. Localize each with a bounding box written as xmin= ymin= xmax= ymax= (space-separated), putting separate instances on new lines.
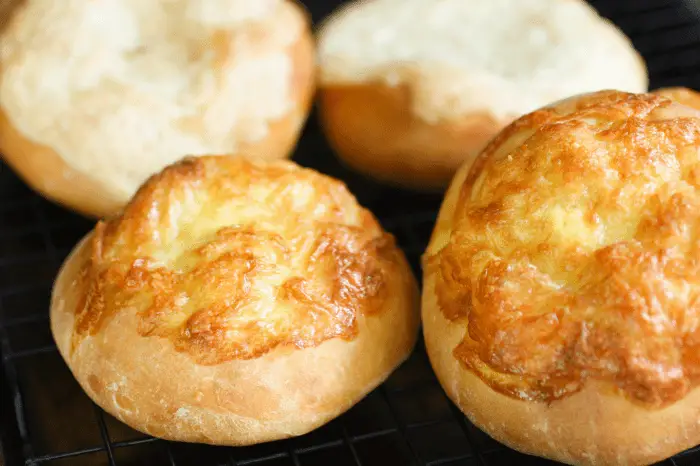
xmin=319 ymin=83 xmax=507 ymax=191
xmin=422 ymin=164 xmax=700 ymax=466
xmin=51 ymin=235 xmax=420 ymax=445
xmin=423 ymin=277 xmax=700 ymax=465
xmin=0 ymin=13 xmax=315 ymax=219
xmin=0 ymin=108 xmax=126 ymax=217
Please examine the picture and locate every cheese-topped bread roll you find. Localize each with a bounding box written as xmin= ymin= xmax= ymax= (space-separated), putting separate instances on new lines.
xmin=423 ymin=90 xmax=700 ymax=465
xmin=0 ymin=0 xmax=314 ymax=218
xmin=51 ymin=156 xmax=419 ymax=445
xmin=317 ymin=0 xmax=648 ymax=190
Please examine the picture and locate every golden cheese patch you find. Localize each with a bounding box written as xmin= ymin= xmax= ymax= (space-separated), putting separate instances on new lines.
xmin=73 ymin=156 xmax=400 ymax=364
xmin=426 ymin=91 xmax=700 ymax=408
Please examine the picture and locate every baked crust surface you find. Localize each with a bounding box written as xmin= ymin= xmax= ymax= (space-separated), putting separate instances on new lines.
xmin=51 ymin=156 xmax=420 ymax=445
xmin=426 ymin=90 xmax=700 ymax=406
xmin=316 ymin=0 xmax=647 ymax=190
xmin=655 ymin=87 xmax=700 ymax=111
xmin=319 ymin=83 xmax=505 ymax=190
xmin=423 ymin=90 xmax=700 ymax=465
xmin=0 ymin=0 xmax=315 ymax=217
xmin=74 ymin=156 xmax=400 ymax=362
xmin=318 ymin=0 xmax=648 ymax=123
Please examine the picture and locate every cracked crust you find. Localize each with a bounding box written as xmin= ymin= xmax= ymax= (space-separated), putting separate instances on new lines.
xmin=51 ymin=155 xmax=420 ymax=445
xmin=0 ymin=0 xmax=315 ymax=218
xmin=423 ymin=90 xmax=700 ymax=465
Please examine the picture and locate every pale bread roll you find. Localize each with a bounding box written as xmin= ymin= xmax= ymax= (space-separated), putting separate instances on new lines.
xmin=317 ymin=0 xmax=648 ymax=190
xmin=423 ymin=90 xmax=700 ymax=465
xmin=0 ymin=0 xmax=315 ymax=218
xmin=51 ymin=155 xmax=420 ymax=445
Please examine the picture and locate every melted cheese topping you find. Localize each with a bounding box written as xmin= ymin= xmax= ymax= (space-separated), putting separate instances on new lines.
xmin=318 ymin=0 xmax=647 ymax=123
xmin=73 ymin=156 xmax=400 ymax=364
xmin=426 ymin=91 xmax=700 ymax=407
xmin=0 ymin=0 xmax=302 ymax=199
xmin=654 ymin=87 xmax=700 ymax=112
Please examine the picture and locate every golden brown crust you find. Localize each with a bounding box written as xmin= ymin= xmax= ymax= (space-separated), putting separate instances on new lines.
xmin=0 ymin=108 xmax=125 ymax=217
xmin=424 ymin=272 xmax=700 ymax=466
xmin=0 ymin=0 xmax=315 ymax=219
xmin=654 ymin=87 xmax=700 ymax=111
xmin=423 ymin=90 xmax=700 ymax=464
xmin=316 ymin=0 xmax=648 ymax=192
xmin=74 ymin=156 xmax=400 ymax=363
xmin=51 ymin=155 xmax=420 ymax=445
xmin=319 ymin=83 xmax=508 ymax=191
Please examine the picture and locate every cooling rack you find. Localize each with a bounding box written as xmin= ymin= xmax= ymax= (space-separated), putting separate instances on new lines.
xmin=2 ymin=0 xmax=700 ymax=465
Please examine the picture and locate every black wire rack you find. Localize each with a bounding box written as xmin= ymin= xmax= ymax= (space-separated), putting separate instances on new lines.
xmin=2 ymin=1 xmax=700 ymax=465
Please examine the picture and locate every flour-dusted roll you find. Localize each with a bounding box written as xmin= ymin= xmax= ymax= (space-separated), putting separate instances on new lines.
xmin=423 ymin=91 xmax=700 ymax=465
xmin=51 ymin=155 xmax=419 ymax=445
xmin=317 ymin=0 xmax=648 ymax=190
xmin=0 ymin=0 xmax=315 ymax=218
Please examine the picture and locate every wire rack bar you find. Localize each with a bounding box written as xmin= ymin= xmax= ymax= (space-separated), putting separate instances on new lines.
xmin=93 ymin=407 xmax=117 ymax=466
xmin=0 ymin=307 xmax=35 ymax=463
xmin=165 ymin=443 xmax=178 ymax=466
xmin=29 ymin=446 xmax=105 ymax=464
xmin=426 ymin=453 xmax=477 ymax=466
xmin=2 ymin=345 xmax=57 ymax=361
xmin=342 ymin=426 xmax=363 ymax=466
xmin=295 ymin=439 xmax=344 ymax=455
xmin=0 ymin=313 xmax=49 ymax=328
xmin=448 ymin=403 xmax=490 ymax=466
xmin=236 ymin=452 xmax=289 ymax=465
xmin=349 ymin=428 xmax=398 ymax=443
xmin=379 ymin=386 xmax=424 ymax=465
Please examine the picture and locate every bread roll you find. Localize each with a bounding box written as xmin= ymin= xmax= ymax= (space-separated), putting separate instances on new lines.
xmin=51 ymin=155 xmax=419 ymax=445
xmin=317 ymin=0 xmax=648 ymax=191
xmin=423 ymin=90 xmax=700 ymax=465
xmin=0 ymin=0 xmax=314 ymax=218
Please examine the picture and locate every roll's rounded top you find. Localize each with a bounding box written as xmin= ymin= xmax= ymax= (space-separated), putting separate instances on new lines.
xmin=74 ymin=156 xmax=401 ymax=364
xmin=0 ymin=0 xmax=306 ymax=197
xmin=426 ymin=90 xmax=700 ymax=407
xmin=318 ymin=0 xmax=647 ymax=122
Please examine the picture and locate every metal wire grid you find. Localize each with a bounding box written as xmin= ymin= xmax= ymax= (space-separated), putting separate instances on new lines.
xmin=2 ymin=0 xmax=700 ymax=465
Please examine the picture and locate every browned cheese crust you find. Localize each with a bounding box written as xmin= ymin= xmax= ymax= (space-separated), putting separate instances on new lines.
xmin=423 ymin=90 xmax=700 ymax=465
xmin=654 ymin=87 xmax=700 ymax=111
xmin=51 ymin=156 xmax=419 ymax=445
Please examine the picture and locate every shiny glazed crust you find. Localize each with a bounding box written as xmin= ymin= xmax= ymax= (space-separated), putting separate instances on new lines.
xmin=319 ymin=83 xmax=508 ymax=191
xmin=0 ymin=0 xmax=315 ymax=219
xmin=51 ymin=156 xmax=420 ymax=445
xmin=423 ymin=91 xmax=700 ymax=465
